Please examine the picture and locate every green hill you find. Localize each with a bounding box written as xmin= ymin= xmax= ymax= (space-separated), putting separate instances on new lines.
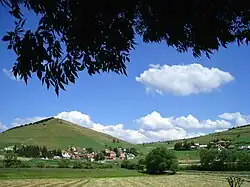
xmin=0 ymin=117 xmax=132 ymax=150
xmin=137 ymin=124 xmax=250 ymax=154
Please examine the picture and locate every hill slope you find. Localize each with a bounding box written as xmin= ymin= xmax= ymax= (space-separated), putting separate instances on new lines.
xmin=0 ymin=118 xmax=132 ymax=149
xmin=137 ymin=125 xmax=250 ymax=153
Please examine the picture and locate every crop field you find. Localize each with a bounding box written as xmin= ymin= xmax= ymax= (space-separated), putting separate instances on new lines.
xmin=0 ymin=174 xmax=249 ymax=187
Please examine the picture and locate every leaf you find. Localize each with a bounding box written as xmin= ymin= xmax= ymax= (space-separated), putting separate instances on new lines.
xmin=7 ymin=44 xmax=12 ymax=49
xmin=58 ymin=82 xmax=66 ymax=91
xmin=55 ymin=84 xmax=59 ymax=96
xmin=2 ymin=35 xmax=11 ymax=41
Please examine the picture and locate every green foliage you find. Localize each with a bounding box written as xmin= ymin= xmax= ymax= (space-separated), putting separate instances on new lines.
xmin=127 ymin=148 xmax=139 ymax=156
xmin=72 ymin=161 xmax=83 ymax=169
xmin=174 ymin=141 xmax=191 ymax=150
xmin=226 ymin=176 xmax=244 ymax=187
xmin=57 ymin=159 xmax=70 ymax=168
xmin=121 ymin=160 xmax=138 ymax=170
xmin=86 ymin=148 xmax=94 ymax=153
xmin=145 ymin=147 xmax=179 ymax=174
xmin=2 ymin=1 xmax=250 ymax=94
xmin=113 ymin=148 xmax=120 ymax=158
xmin=36 ymin=162 xmax=46 ymax=168
xmin=199 ymin=149 xmax=250 ymax=171
xmin=94 ymin=152 xmax=105 ymax=161
xmin=3 ymin=152 xmax=20 ymax=168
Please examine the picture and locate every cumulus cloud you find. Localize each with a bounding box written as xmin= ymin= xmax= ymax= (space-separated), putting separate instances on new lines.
xmin=55 ymin=111 xmax=150 ymax=143
xmin=2 ymin=68 xmax=21 ymax=81
xmin=136 ymin=63 xmax=234 ymax=96
xmin=136 ymin=111 xmax=231 ymax=130
xmin=55 ymin=110 xmax=236 ymax=143
xmin=219 ymin=112 xmax=250 ymax=126
xmin=135 ymin=111 xmax=173 ymax=130
xmin=3 ymin=110 xmax=249 ymax=144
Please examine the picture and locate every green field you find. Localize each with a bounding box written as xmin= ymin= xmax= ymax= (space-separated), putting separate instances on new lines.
xmin=0 ymin=118 xmax=132 ymax=149
xmin=0 ymin=169 xmax=249 ymax=187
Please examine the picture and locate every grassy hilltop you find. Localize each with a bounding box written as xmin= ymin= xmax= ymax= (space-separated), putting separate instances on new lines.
xmin=0 ymin=117 xmax=132 ymax=149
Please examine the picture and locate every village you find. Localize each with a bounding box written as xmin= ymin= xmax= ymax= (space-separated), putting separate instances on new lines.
xmin=50 ymin=146 xmax=136 ymax=161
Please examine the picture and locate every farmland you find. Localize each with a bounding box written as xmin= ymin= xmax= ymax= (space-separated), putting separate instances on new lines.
xmin=0 ymin=170 xmax=250 ymax=187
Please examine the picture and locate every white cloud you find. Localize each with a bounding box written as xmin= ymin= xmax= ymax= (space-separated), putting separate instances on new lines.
xmin=2 ymin=68 xmax=21 ymax=81
xmin=0 ymin=122 xmax=7 ymax=132
xmin=135 ymin=111 xmax=173 ymax=130
xmin=10 ymin=116 xmax=48 ymax=127
xmin=136 ymin=111 xmax=231 ymax=130
xmin=136 ymin=63 xmax=234 ymax=96
xmin=3 ymin=110 xmax=249 ymax=144
xmin=141 ymin=128 xmax=187 ymax=141
xmin=55 ymin=111 xmax=149 ymax=144
xmin=55 ymin=110 xmax=235 ymax=143
xmin=219 ymin=112 xmax=250 ymax=126
xmin=55 ymin=111 xmax=92 ymax=127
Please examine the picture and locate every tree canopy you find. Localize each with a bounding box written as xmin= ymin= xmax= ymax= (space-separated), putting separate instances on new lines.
xmin=1 ymin=0 xmax=250 ymax=95
xmin=145 ymin=147 xmax=178 ymax=174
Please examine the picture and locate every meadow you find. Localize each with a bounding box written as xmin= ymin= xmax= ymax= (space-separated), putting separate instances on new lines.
xmin=0 ymin=170 xmax=250 ymax=187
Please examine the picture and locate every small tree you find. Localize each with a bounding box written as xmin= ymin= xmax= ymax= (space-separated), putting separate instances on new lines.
xmin=58 ymin=159 xmax=70 ymax=168
xmin=3 ymin=152 xmax=19 ymax=168
xmin=145 ymin=147 xmax=178 ymax=174
xmin=174 ymin=142 xmax=183 ymax=150
xmin=86 ymin=148 xmax=94 ymax=153
xmin=94 ymin=152 xmax=105 ymax=161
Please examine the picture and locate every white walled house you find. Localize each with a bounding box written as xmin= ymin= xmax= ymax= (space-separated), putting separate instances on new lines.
xmin=62 ymin=152 xmax=71 ymax=159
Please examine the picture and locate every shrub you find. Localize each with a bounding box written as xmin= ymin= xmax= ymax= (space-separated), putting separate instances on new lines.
xmin=121 ymin=159 xmax=139 ymax=170
xmin=58 ymin=159 xmax=70 ymax=168
xmin=17 ymin=161 xmax=31 ymax=168
xmin=73 ymin=161 xmax=83 ymax=169
xmin=82 ymin=162 xmax=94 ymax=169
xmin=36 ymin=162 xmax=46 ymax=168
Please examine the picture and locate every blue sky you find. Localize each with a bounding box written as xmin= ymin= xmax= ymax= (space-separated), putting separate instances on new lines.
xmin=0 ymin=6 xmax=250 ymax=143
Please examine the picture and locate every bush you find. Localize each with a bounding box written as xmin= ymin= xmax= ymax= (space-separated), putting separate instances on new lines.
xmin=17 ymin=161 xmax=31 ymax=168
xmin=82 ymin=162 xmax=94 ymax=169
xmin=121 ymin=160 xmax=138 ymax=170
xmin=145 ymin=147 xmax=179 ymax=174
xmin=3 ymin=152 xmax=19 ymax=168
xmin=57 ymin=159 xmax=70 ymax=168
xmin=73 ymin=161 xmax=83 ymax=169
xmin=36 ymin=162 xmax=46 ymax=168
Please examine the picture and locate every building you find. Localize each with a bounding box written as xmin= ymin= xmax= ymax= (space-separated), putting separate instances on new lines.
xmin=239 ymin=145 xmax=250 ymax=150
xmin=199 ymin=144 xmax=208 ymax=148
xmin=119 ymin=153 xmax=126 ymax=160
xmin=126 ymin=153 xmax=135 ymax=160
xmin=105 ymin=150 xmax=116 ymax=160
xmin=4 ymin=145 xmax=15 ymax=151
xmin=62 ymin=152 xmax=71 ymax=159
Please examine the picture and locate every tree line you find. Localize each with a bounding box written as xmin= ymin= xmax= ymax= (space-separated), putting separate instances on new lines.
xmin=199 ymin=149 xmax=250 ymax=171
xmin=13 ymin=145 xmax=62 ymax=158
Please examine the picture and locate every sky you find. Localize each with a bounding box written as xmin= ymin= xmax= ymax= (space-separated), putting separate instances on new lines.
xmin=0 ymin=6 xmax=250 ymax=144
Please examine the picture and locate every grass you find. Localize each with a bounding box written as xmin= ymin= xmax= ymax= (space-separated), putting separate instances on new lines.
xmin=0 ymin=118 xmax=132 ymax=150
xmin=0 ymin=171 xmax=250 ymax=187
xmin=0 ymin=168 xmax=144 ymax=179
